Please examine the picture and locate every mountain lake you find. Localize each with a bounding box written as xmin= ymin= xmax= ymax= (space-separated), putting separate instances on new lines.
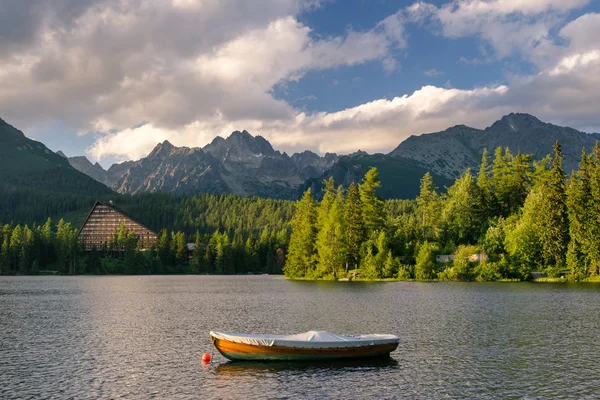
xmin=1 ymin=275 xmax=598 ymax=399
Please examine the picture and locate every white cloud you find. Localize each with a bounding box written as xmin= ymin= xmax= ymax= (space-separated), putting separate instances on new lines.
xmin=410 ymin=0 xmax=589 ymax=63
xmin=89 ymin=13 xmax=600 ymax=161
xmin=424 ymin=68 xmax=444 ymax=77
xmin=2 ymin=0 xmax=600 ymax=167
xmin=0 ymin=0 xmax=407 ymax=137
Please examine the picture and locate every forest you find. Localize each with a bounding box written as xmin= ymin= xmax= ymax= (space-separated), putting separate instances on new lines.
xmin=284 ymin=141 xmax=600 ymax=281
xmin=2 ymin=140 xmax=599 ymax=281
xmin=0 ymin=195 xmax=294 ymax=275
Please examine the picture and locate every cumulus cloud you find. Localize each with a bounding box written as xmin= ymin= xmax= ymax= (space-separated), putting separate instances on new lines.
xmin=0 ymin=0 xmax=406 ymax=139
xmin=90 ymin=10 xmax=600 ymax=161
xmin=1 ymin=0 xmax=600 ymax=165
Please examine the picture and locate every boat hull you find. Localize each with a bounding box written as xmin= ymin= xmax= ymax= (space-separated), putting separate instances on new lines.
xmin=211 ymin=337 xmax=399 ymax=361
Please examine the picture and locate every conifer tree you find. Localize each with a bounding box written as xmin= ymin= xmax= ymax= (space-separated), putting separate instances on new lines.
xmin=416 ymin=172 xmax=441 ymax=240
xmin=539 ymin=141 xmax=569 ymax=268
xmin=344 ymin=183 xmax=364 ymax=271
xmin=156 ymin=229 xmax=172 ymax=267
xmin=172 ymin=231 xmax=188 ymax=266
xmin=317 ymin=177 xmax=336 ymax=230
xmin=477 ymin=148 xmax=493 ymax=215
xmin=244 ymin=236 xmax=259 ymax=273
xmin=587 ymin=142 xmax=600 ymax=275
xmin=359 ymin=168 xmax=384 ymax=238
xmin=566 ymin=150 xmax=592 ymax=276
xmin=190 ymin=231 xmax=205 ymax=273
xmin=284 ymin=189 xmax=317 ymax=278
xmin=315 ymin=187 xmax=346 ymax=278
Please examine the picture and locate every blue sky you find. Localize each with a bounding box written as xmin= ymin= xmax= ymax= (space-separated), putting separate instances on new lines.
xmin=1 ymin=0 xmax=599 ymax=168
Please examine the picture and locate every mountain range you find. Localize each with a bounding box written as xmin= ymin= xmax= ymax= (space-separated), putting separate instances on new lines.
xmin=3 ymin=113 xmax=600 ymax=201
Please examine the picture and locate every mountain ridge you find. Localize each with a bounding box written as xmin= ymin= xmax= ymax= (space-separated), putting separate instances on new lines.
xmin=390 ymin=112 xmax=600 ymax=179
xmin=28 ymin=112 xmax=600 ymax=199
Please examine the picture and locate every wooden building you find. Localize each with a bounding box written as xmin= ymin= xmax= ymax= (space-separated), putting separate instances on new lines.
xmin=78 ymin=201 xmax=158 ymax=251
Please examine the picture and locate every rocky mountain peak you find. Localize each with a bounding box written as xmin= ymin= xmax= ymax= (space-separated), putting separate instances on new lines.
xmin=56 ymin=150 xmax=67 ymax=158
xmin=148 ymin=140 xmax=175 ymax=158
xmin=488 ymin=113 xmax=545 ymax=133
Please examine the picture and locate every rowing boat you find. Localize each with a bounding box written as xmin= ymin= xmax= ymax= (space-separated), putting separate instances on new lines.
xmin=210 ymin=330 xmax=400 ymax=361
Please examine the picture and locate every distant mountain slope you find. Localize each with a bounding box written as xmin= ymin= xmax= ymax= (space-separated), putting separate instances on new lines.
xmin=0 ymin=118 xmax=111 ymax=196
xmin=117 ymin=141 xmax=228 ymax=194
xmin=391 ymin=113 xmax=600 ymax=179
xmin=0 ymin=118 xmax=113 ymax=223
xmin=60 ymin=113 xmax=600 ymax=200
xmin=113 ymin=131 xmax=339 ymax=199
xmin=303 ymin=153 xmax=453 ymax=199
xmin=58 ymin=151 xmax=134 ymax=188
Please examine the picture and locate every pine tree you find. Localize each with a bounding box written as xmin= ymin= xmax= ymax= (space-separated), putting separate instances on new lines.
xmin=477 ymin=148 xmax=493 ymax=214
xmin=359 ymin=168 xmax=384 ymax=238
xmin=156 ymin=229 xmax=172 ymax=267
xmin=587 ymin=142 xmax=600 ymax=275
xmin=0 ymin=226 xmax=11 ymax=275
xmin=539 ymin=141 xmax=569 ymax=269
xmin=315 ymin=187 xmax=346 ymax=278
xmin=284 ymin=189 xmax=317 ymax=278
xmin=566 ymin=150 xmax=592 ymax=276
xmin=317 ymin=177 xmax=336 ymax=230
xmin=344 ymin=183 xmax=364 ymax=271
xmin=244 ymin=236 xmax=259 ymax=273
xmin=416 ymin=172 xmax=441 ymax=240
xmin=172 ymin=231 xmax=188 ymax=266
xmin=190 ymin=231 xmax=205 ymax=273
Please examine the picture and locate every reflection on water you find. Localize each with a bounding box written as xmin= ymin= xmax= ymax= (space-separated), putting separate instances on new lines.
xmin=214 ymin=357 xmax=399 ymax=376
xmin=1 ymin=276 xmax=599 ymax=399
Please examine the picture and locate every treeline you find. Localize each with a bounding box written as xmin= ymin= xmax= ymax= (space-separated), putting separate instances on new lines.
xmin=284 ymin=141 xmax=600 ymax=281
xmin=0 ymin=218 xmax=289 ymax=275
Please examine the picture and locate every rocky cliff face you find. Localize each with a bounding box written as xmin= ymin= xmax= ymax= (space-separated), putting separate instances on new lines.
xmin=110 ymin=132 xmax=338 ymax=198
xmin=61 ymin=114 xmax=600 ymax=199
xmin=117 ymin=141 xmax=228 ymax=194
xmin=59 ymin=152 xmax=134 ymax=188
xmin=390 ymin=113 xmax=600 ymax=179
xmin=66 ymin=156 xmax=111 ymax=186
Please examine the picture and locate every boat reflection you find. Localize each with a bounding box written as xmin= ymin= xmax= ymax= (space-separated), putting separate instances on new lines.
xmin=214 ymin=356 xmax=399 ymax=376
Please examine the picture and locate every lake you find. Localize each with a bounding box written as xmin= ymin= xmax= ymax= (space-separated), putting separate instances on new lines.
xmin=0 ymin=276 xmax=599 ymax=399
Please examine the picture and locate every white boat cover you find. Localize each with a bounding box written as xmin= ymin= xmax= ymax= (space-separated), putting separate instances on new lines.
xmin=210 ymin=330 xmax=400 ymax=349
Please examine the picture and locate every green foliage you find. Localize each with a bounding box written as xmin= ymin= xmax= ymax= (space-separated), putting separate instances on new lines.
xmin=344 ymin=183 xmax=364 ymax=270
xmin=315 ymin=187 xmax=347 ymax=278
xmin=359 ymin=168 xmax=385 ymax=237
xmin=284 ymin=189 xmax=317 ymax=278
xmin=415 ymin=241 xmax=438 ymax=281
xmin=475 ymin=261 xmax=503 ymax=282
xmin=416 ymin=172 xmax=441 ymax=240
xmin=440 ymin=245 xmax=478 ymax=281
xmin=5 ymin=139 xmax=600 ymax=281
xmin=538 ymin=141 xmax=569 ymax=268
xmin=441 ymin=170 xmax=484 ymax=244
xmin=504 ymin=190 xmax=543 ymax=271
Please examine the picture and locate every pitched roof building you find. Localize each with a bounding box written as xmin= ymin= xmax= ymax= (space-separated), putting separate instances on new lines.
xmin=78 ymin=201 xmax=158 ymax=251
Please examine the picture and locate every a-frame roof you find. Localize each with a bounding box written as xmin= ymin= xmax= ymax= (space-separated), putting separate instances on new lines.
xmin=77 ymin=200 xmax=158 ymax=236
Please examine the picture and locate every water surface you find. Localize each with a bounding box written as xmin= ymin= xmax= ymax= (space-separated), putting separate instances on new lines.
xmin=1 ymin=276 xmax=599 ymax=399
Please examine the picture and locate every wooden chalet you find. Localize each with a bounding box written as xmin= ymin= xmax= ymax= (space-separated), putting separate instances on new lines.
xmin=78 ymin=201 xmax=158 ymax=251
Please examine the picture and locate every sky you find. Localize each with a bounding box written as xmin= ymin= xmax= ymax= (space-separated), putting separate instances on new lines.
xmin=1 ymin=0 xmax=599 ymax=168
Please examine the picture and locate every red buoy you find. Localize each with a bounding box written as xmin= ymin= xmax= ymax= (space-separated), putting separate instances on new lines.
xmin=202 ymin=353 xmax=212 ymax=363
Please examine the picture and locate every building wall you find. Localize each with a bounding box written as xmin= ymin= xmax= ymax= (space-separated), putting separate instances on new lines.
xmin=78 ymin=203 xmax=158 ymax=251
